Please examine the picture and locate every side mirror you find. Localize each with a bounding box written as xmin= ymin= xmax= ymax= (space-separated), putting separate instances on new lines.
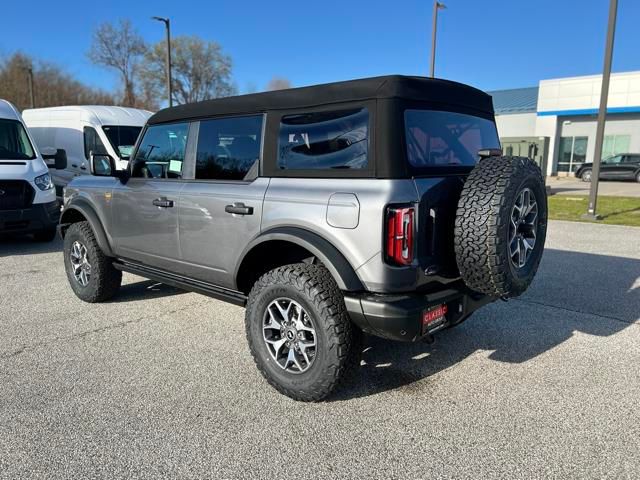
xmin=41 ymin=147 xmax=68 ymax=170
xmin=90 ymin=153 xmax=116 ymax=177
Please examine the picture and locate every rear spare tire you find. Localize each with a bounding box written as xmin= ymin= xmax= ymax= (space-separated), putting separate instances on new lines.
xmin=454 ymin=156 xmax=547 ymax=298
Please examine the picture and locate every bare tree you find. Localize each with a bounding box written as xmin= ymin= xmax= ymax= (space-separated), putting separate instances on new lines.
xmin=88 ymin=19 xmax=146 ymax=107
xmin=266 ymin=77 xmax=292 ymax=91
xmin=0 ymin=52 xmax=115 ymax=111
xmin=140 ymin=35 xmax=235 ymax=105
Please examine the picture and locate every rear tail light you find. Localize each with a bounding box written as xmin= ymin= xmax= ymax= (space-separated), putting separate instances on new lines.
xmin=385 ymin=206 xmax=415 ymax=265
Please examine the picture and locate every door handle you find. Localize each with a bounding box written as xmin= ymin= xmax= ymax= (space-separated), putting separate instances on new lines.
xmin=153 ymin=197 xmax=174 ymax=208
xmin=71 ymin=164 xmax=78 ymax=168
xmin=79 ymin=165 xmax=87 ymax=171
xmin=225 ymin=202 xmax=253 ymax=215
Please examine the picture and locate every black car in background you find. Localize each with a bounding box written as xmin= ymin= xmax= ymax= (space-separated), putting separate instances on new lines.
xmin=575 ymin=154 xmax=640 ymax=182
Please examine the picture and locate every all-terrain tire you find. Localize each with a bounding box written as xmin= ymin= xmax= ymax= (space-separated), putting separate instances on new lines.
xmin=245 ymin=264 xmax=360 ymax=402
xmin=63 ymin=221 xmax=122 ymax=303
xmin=454 ymin=156 xmax=547 ymax=298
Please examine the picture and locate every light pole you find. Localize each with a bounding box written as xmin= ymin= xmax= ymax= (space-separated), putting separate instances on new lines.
xmin=152 ymin=16 xmax=173 ymax=107
xmin=584 ymin=0 xmax=618 ymax=220
xmin=27 ymin=67 xmax=35 ymax=108
xmin=429 ymin=1 xmax=446 ymax=78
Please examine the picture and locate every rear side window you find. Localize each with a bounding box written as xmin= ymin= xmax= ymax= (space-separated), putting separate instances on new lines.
xmin=278 ymin=108 xmax=368 ymax=170
xmin=0 ymin=119 xmax=35 ymax=160
xmin=195 ymin=115 xmax=263 ymax=181
xmin=83 ymin=127 xmax=108 ymax=160
xmin=404 ymin=110 xmax=500 ymax=168
xmin=132 ymin=123 xmax=189 ymax=179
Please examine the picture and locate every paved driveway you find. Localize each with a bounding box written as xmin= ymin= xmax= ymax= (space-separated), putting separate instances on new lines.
xmin=1 ymin=220 xmax=639 ymax=479
xmin=548 ymin=177 xmax=640 ymax=197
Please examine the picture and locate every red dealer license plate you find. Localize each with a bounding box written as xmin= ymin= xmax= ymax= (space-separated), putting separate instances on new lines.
xmin=422 ymin=304 xmax=448 ymax=333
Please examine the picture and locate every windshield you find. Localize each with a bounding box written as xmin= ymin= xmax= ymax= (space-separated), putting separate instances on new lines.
xmin=102 ymin=125 xmax=143 ymax=160
xmin=404 ymin=110 xmax=500 ymax=168
xmin=0 ymin=119 xmax=36 ymax=160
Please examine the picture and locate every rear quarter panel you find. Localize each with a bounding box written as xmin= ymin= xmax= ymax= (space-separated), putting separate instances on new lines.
xmin=262 ymin=178 xmax=418 ymax=291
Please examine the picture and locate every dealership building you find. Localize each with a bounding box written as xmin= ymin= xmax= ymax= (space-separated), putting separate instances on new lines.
xmin=489 ymin=70 xmax=640 ymax=176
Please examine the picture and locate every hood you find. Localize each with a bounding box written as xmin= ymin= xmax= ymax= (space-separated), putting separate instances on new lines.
xmin=0 ymin=158 xmax=48 ymax=181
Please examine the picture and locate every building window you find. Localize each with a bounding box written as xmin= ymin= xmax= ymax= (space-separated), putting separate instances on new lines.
xmin=602 ymin=135 xmax=630 ymax=160
xmin=557 ymin=136 xmax=587 ymax=173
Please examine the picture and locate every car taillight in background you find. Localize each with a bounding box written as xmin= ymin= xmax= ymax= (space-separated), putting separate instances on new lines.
xmin=385 ymin=205 xmax=415 ymax=266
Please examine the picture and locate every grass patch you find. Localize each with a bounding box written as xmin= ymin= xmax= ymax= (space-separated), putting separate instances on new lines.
xmin=548 ymin=195 xmax=640 ymax=227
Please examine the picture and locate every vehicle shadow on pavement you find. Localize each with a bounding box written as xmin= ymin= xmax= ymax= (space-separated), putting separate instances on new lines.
xmin=0 ymin=236 xmax=63 ymax=257
xmin=108 ymin=279 xmax=186 ymax=303
xmin=331 ymin=248 xmax=639 ymax=401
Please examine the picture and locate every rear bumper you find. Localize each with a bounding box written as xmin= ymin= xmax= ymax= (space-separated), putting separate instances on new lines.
xmin=344 ymin=287 xmax=494 ymax=342
xmin=0 ymin=201 xmax=60 ymax=234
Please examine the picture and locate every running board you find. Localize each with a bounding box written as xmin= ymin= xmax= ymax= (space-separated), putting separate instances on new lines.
xmin=113 ymin=261 xmax=247 ymax=307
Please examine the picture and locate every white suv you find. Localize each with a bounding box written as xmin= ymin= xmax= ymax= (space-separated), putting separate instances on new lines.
xmin=0 ymin=100 xmax=65 ymax=241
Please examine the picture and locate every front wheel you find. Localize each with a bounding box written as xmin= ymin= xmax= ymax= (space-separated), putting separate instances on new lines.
xmin=63 ymin=221 xmax=122 ymax=303
xmin=245 ymin=264 xmax=359 ymax=401
xmin=581 ymin=169 xmax=592 ymax=182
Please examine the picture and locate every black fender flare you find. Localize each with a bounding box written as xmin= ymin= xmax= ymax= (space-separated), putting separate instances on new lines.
xmin=59 ymin=199 xmax=115 ymax=257
xmin=235 ymin=227 xmax=364 ymax=292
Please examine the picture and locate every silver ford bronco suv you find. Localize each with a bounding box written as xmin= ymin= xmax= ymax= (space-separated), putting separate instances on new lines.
xmin=60 ymin=76 xmax=547 ymax=401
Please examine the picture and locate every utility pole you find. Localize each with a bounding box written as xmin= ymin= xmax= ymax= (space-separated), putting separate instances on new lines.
xmin=152 ymin=16 xmax=173 ymax=107
xmin=429 ymin=1 xmax=446 ymax=78
xmin=584 ymin=0 xmax=618 ymax=220
xmin=27 ymin=67 xmax=35 ymax=108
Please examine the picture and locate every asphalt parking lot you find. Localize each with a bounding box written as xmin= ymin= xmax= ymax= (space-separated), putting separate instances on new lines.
xmin=1 ymin=220 xmax=639 ymax=479
xmin=547 ymin=178 xmax=640 ymax=197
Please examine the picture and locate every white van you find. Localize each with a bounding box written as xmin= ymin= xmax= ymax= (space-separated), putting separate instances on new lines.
xmin=0 ymin=100 xmax=64 ymax=241
xmin=23 ymin=106 xmax=152 ymax=197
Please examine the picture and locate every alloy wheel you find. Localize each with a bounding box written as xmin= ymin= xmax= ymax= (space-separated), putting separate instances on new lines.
xmin=69 ymin=241 xmax=92 ymax=287
xmin=262 ymin=298 xmax=317 ymax=374
xmin=509 ymin=188 xmax=538 ymax=269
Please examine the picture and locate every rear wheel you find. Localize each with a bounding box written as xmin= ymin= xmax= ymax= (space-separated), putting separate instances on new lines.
xmin=455 ymin=156 xmax=547 ymax=298
xmin=63 ymin=221 xmax=122 ymax=302
xmin=581 ymin=169 xmax=592 ymax=182
xmin=245 ymin=264 xmax=359 ymax=401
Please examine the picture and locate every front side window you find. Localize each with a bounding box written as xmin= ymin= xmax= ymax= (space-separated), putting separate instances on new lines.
xmin=0 ymin=119 xmax=35 ymax=160
xmin=404 ymin=110 xmax=500 ymax=168
xmin=132 ymin=123 xmax=189 ymax=179
xmin=102 ymin=125 xmax=143 ymax=160
xmin=195 ymin=115 xmax=263 ymax=181
xmin=83 ymin=127 xmax=108 ymax=160
xmin=278 ymin=108 xmax=369 ymax=170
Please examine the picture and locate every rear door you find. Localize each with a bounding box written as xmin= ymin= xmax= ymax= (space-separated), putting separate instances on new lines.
xmin=600 ymin=155 xmax=624 ymax=179
xmin=621 ymin=155 xmax=640 ymax=179
xmin=111 ymin=122 xmax=191 ymax=271
xmin=178 ymin=115 xmax=267 ymax=289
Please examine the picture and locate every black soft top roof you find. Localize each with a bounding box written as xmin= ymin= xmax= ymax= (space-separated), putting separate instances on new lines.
xmin=148 ymin=75 xmax=494 ymax=125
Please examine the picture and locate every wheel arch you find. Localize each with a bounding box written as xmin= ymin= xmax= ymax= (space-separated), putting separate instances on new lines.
xmin=59 ymin=200 xmax=114 ymax=257
xmin=234 ymin=227 xmax=364 ymax=294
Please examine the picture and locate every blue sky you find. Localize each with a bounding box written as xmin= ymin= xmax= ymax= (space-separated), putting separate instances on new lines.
xmin=1 ymin=0 xmax=639 ymax=95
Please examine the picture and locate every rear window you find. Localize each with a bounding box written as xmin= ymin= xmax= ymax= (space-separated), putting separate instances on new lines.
xmin=404 ymin=110 xmax=500 ymax=168
xmin=0 ymin=119 xmax=35 ymax=160
xmin=278 ymin=108 xmax=368 ymax=170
